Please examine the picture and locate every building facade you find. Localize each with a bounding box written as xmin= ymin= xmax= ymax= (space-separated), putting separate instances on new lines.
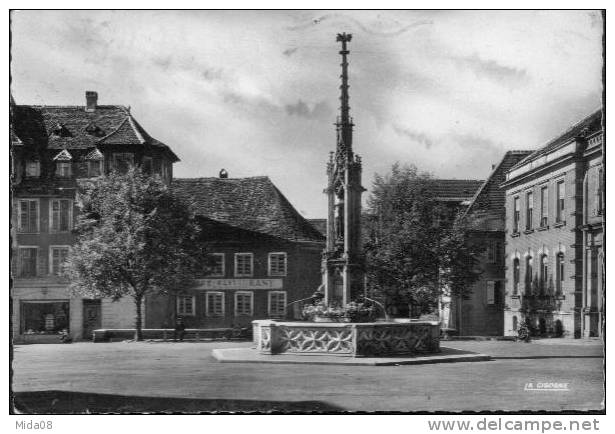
xmin=11 ymin=91 xmax=179 ymax=342
xmin=455 ymin=151 xmax=532 ymax=336
xmin=501 ymin=110 xmax=603 ymax=338
xmin=144 ymin=175 xmax=325 ymax=329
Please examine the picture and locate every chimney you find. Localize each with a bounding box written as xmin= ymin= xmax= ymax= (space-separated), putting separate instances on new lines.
xmin=219 ymin=169 xmax=228 ymax=179
xmin=85 ymin=91 xmax=98 ymax=111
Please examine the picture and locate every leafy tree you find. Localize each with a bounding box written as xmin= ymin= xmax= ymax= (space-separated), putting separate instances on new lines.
xmin=363 ymin=163 xmax=483 ymax=317
xmin=65 ymin=167 xmax=207 ymax=340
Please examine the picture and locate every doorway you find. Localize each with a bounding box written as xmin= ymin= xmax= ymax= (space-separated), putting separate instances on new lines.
xmin=82 ymin=300 xmax=102 ymax=340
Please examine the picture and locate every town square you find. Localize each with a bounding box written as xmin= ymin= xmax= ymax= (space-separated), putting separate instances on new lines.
xmin=9 ymin=9 xmax=605 ymax=419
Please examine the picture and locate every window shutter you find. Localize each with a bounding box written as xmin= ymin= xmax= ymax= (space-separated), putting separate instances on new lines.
xmin=19 ymin=201 xmax=28 ymax=231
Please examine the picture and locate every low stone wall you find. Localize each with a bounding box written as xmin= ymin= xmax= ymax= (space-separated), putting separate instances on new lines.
xmin=253 ymin=320 xmax=440 ymax=357
xmin=92 ymin=328 xmax=251 ymax=342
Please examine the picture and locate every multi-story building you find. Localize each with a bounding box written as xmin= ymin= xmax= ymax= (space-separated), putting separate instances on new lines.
xmin=10 ymin=91 xmax=179 ymax=342
xmin=454 ymin=151 xmax=532 ymax=336
xmin=501 ymin=109 xmax=603 ymax=338
xmin=144 ymin=174 xmax=325 ymax=329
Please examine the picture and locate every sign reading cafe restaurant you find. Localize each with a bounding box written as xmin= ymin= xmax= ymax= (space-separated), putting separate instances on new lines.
xmin=195 ymin=279 xmax=284 ymax=290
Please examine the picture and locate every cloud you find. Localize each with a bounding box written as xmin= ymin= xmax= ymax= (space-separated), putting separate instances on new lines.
xmin=449 ymin=132 xmax=501 ymax=154
xmin=285 ymin=100 xmax=331 ymax=120
xmin=392 ymin=124 xmax=436 ymax=149
xmin=453 ymin=53 xmax=529 ymax=86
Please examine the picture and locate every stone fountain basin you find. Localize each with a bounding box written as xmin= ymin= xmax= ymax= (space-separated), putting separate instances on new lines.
xmin=252 ymin=319 xmax=440 ymax=357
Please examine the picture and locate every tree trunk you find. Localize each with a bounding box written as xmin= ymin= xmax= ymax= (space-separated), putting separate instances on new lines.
xmin=135 ymin=294 xmax=143 ymax=341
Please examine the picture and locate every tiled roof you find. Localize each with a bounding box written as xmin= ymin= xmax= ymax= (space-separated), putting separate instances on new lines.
xmin=172 ymin=177 xmax=325 ymax=244
xmin=510 ymin=109 xmax=602 ymax=171
xmin=464 ymin=150 xmax=533 ymax=231
xmin=419 ymin=179 xmax=484 ymax=202
xmin=307 ymin=218 xmax=327 ymax=236
xmin=11 ymin=104 xmax=178 ymax=161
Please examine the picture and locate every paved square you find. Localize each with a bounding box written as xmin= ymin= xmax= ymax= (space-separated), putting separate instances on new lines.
xmin=11 ymin=339 xmax=604 ymax=413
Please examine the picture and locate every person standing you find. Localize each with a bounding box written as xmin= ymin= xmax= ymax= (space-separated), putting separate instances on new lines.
xmin=174 ymin=316 xmax=186 ymax=341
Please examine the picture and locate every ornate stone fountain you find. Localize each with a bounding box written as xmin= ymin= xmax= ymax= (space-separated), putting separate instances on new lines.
xmin=252 ymin=33 xmax=440 ymax=358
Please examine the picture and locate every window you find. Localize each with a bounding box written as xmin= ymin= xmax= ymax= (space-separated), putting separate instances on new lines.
xmin=525 ymin=256 xmax=533 ymax=295
xmin=513 ymin=197 xmax=520 ymax=233
xmin=540 ymin=255 xmax=548 ymax=295
xmin=177 ymin=295 xmax=195 ymax=316
xmin=486 ymin=281 xmax=495 ymax=305
xmin=25 ymin=160 xmax=40 ymax=178
xmin=18 ymin=247 xmax=37 ymax=277
xmin=17 ymin=199 xmax=39 ymax=233
xmin=87 ymin=160 xmax=103 ymax=177
xmin=142 ymin=156 xmax=153 ymax=175
xmin=21 ymin=301 xmax=69 ymax=334
xmin=494 ymin=241 xmax=503 ymax=265
xmin=268 ymin=252 xmax=287 ymax=276
xmin=487 ymin=241 xmax=501 ymax=264
xmin=512 ymin=316 xmax=518 ymax=331
xmin=556 ymin=253 xmax=565 ymax=295
xmin=234 ymin=253 xmax=253 ymax=277
xmin=50 ymin=199 xmax=73 ymax=232
xmin=525 ymin=191 xmax=533 ymax=230
xmin=161 ymin=161 xmax=170 ymax=180
xmin=50 ymin=246 xmax=70 ymax=276
xmin=55 ymin=162 xmax=72 ymax=178
xmin=486 ymin=242 xmax=496 ymax=264
xmin=513 ymin=258 xmax=520 ymax=295
xmin=540 ymin=186 xmax=548 ymax=227
xmin=268 ymin=291 xmax=287 ymax=317
xmin=208 ymin=254 xmax=225 ymax=277
xmin=205 ymin=292 xmax=224 ymax=317
xmin=112 ymin=153 xmax=134 ymax=174
xmin=556 ymin=181 xmax=565 ymax=222
xmin=234 ymin=291 xmax=254 ymax=316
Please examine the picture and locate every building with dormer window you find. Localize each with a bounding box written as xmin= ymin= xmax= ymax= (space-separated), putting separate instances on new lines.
xmin=11 ymin=91 xmax=179 ymax=343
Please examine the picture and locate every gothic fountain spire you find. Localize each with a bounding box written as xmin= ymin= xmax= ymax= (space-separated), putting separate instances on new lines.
xmin=336 ymin=32 xmax=354 ymax=164
xmin=323 ymin=33 xmax=366 ymax=306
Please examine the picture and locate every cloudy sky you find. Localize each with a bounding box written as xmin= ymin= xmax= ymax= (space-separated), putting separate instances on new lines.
xmin=11 ymin=10 xmax=603 ymax=217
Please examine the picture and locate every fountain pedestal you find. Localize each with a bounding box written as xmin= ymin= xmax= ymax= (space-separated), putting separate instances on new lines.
xmin=253 ymin=320 xmax=440 ymax=357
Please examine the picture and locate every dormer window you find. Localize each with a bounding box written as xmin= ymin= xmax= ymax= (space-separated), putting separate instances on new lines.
xmin=84 ymin=121 xmax=104 ymax=137
xmin=25 ymin=160 xmax=40 ymax=178
xmin=53 ymin=149 xmax=73 ymax=178
xmin=51 ymin=123 xmax=71 ymax=137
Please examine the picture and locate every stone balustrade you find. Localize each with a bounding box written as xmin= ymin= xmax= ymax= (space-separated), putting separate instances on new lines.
xmin=252 ymin=320 xmax=440 ymax=357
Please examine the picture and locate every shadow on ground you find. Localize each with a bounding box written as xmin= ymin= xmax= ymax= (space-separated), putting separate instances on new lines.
xmin=12 ymin=390 xmax=345 ymax=414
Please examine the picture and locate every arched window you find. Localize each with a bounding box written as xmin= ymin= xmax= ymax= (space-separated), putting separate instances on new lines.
xmin=525 ymin=256 xmax=533 ymax=295
xmin=540 ymin=255 xmax=549 ymax=296
xmin=513 ymin=258 xmax=520 ymax=295
xmin=556 ymin=253 xmax=565 ymax=296
xmin=512 ymin=316 xmax=518 ymax=331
